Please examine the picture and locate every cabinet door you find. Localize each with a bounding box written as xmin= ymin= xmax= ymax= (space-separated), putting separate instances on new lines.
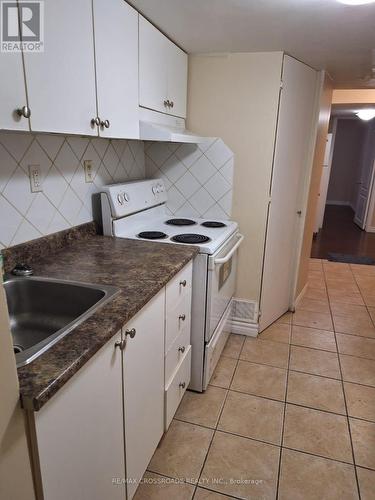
xmin=33 ymin=332 xmax=125 ymax=500
xmin=23 ymin=0 xmax=97 ymax=135
xmin=0 ymin=51 xmax=30 ymax=131
xmin=123 ymin=289 xmax=165 ymax=499
xmin=93 ymin=0 xmax=139 ymax=139
xmin=139 ymin=16 xmax=168 ymax=114
xmin=167 ymin=41 xmax=188 ymax=119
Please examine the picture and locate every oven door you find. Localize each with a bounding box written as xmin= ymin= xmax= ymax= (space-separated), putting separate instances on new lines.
xmin=205 ymin=232 xmax=244 ymax=342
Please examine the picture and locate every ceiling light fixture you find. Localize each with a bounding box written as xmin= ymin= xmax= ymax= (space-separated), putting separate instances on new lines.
xmin=355 ymin=109 xmax=375 ymax=121
xmin=337 ymin=0 xmax=375 ymax=4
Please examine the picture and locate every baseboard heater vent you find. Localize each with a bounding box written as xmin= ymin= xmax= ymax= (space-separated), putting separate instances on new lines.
xmin=229 ymin=298 xmax=259 ymax=337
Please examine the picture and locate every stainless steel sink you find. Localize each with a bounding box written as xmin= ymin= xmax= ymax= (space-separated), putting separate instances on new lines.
xmin=3 ymin=277 xmax=120 ymax=367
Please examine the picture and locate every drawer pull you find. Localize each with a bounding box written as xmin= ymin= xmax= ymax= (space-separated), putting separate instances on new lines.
xmin=125 ymin=328 xmax=136 ymax=339
xmin=179 ymin=314 xmax=186 ymax=321
xmin=179 ymin=382 xmax=186 ymax=389
xmin=179 ymin=280 xmax=187 ymax=287
xmin=178 ymin=346 xmax=185 ymax=353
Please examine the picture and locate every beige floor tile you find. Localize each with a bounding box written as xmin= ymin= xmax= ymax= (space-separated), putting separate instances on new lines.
xmin=200 ymin=431 xmax=279 ymax=499
xmin=326 ymin=280 xmax=358 ymax=294
xmin=308 ymin=270 xmax=324 ymax=281
xmin=368 ymin=306 xmax=375 ymax=322
xmin=351 ymin=263 xmax=375 ymax=275
xmin=336 ymin=333 xmax=375 ymax=360
xmin=328 ymin=290 xmax=365 ymax=306
xmin=355 ymin=277 xmax=375 ymax=292
xmin=291 ymin=325 xmax=336 ymax=352
xmin=350 ymin=418 xmax=375 ymax=470
xmin=279 ymin=449 xmax=358 ymax=500
xmin=287 ymin=371 xmax=346 ymax=414
xmin=344 ymin=382 xmax=375 ymax=421
xmin=175 ymin=386 xmax=227 ymax=428
xmin=275 ymin=311 xmax=293 ymax=325
xmin=333 ymin=315 xmax=375 ymax=338
xmin=297 ymin=297 xmax=330 ymax=314
xmin=293 ymin=309 xmax=333 ymax=331
xmin=357 ymin=467 xmax=375 ymax=500
xmin=218 ymin=391 xmax=284 ymax=445
xmin=290 ymin=346 xmax=341 ymax=379
xmin=283 ymin=405 xmax=353 ymax=462
xmin=308 ymin=277 xmax=326 ymax=289
xmin=194 ymin=488 xmax=233 ymax=499
xmin=304 ymin=286 xmax=328 ymax=301
xmin=209 ymin=357 xmax=237 ymax=389
xmin=330 ymin=302 xmax=370 ymax=319
xmin=148 ymin=420 xmax=213 ymax=481
xmin=363 ymin=294 xmax=375 ymax=307
xmin=340 ymin=354 xmax=375 ymax=387
xmin=323 ymin=261 xmax=350 ymax=272
xmin=134 ymin=472 xmax=195 ymax=500
xmin=231 ymin=360 xmax=287 ymax=401
xmin=259 ymin=322 xmax=291 ymax=344
xmin=240 ymin=338 xmax=289 ymax=369
xmin=221 ymin=334 xmax=245 ymax=359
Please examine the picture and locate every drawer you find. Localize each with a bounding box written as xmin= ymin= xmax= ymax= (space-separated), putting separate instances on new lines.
xmin=165 ymin=293 xmax=191 ymax=352
xmin=165 ymin=346 xmax=191 ymax=430
xmin=165 ymin=324 xmax=190 ymax=385
xmin=166 ymin=262 xmax=192 ymax=310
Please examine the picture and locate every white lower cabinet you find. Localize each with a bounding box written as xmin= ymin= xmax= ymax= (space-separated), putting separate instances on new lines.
xmin=27 ymin=263 xmax=193 ymax=500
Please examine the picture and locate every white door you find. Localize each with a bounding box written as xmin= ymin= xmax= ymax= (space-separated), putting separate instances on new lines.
xmin=93 ymin=0 xmax=139 ymax=139
xmin=139 ymin=16 xmax=168 ymax=115
xmin=34 ymin=331 xmax=126 ymax=500
xmin=23 ymin=0 xmax=97 ymax=135
xmin=167 ymin=40 xmax=188 ymax=118
xmin=123 ymin=290 xmax=165 ymax=500
xmin=314 ymin=129 xmax=335 ymax=233
xmin=354 ymin=158 xmax=375 ymax=229
xmin=0 ymin=49 xmax=30 ymax=131
xmin=259 ymin=55 xmax=318 ymax=331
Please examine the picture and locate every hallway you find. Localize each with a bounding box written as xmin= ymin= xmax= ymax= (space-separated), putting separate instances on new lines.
xmin=135 ymin=259 xmax=375 ymax=499
xmin=312 ymin=205 xmax=375 ymax=260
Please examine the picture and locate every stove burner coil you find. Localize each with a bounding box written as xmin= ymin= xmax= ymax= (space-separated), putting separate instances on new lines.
xmin=165 ymin=218 xmax=196 ymax=226
xmin=172 ymin=234 xmax=211 ymax=244
xmin=138 ymin=231 xmax=168 ymax=240
xmin=201 ymin=221 xmax=227 ymax=228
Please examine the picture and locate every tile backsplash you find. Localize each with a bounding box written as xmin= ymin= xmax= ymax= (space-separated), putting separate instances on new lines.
xmin=145 ymin=138 xmax=234 ymax=219
xmin=0 ymin=132 xmax=145 ymax=248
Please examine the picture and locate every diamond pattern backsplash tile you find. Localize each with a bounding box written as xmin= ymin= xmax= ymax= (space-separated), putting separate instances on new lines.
xmin=145 ymin=138 xmax=234 ymax=219
xmin=0 ymin=132 xmax=145 ymax=248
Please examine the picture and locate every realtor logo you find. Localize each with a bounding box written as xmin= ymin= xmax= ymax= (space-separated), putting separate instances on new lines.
xmin=1 ymin=1 xmax=44 ymax=52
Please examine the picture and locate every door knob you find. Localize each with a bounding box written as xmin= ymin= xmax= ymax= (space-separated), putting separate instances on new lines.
xmin=16 ymin=106 xmax=31 ymax=118
xmin=91 ymin=117 xmax=100 ymax=126
xmin=125 ymin=328 xmax=136 ymax=339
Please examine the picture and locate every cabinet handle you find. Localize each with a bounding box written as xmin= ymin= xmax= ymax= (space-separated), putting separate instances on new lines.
xmin=178 ymin=346 xmax=185 ymax=353
xmin=91 ymin=117 xmax=100 ymax=126
xmin=115 ymin=339 xmax=126 ymax=351
xmin=125 ymin=328 xmax=136 ymax=339
xmin=100 ymin=119 xmax=110 ymax=128
xmin=179 ymin=280 xmax=187 ymax=287
xmin=179 ymin=382 xmax=186 ymax=389
xmin=164 ymin=99 xmax=170 ymax=108
xmin=17 ymin=106 xmax=31 ymax=118
xmin=170 ymin=101 xmax=174 ymax=108
xmin=179 ymin=314 xmax=186 ymax=321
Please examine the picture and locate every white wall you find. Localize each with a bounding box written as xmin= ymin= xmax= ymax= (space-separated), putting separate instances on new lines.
xmin=0 ymin=132 xmax=145 ymax=248
xmin=145 ymin=138 xmax=233 ymax=218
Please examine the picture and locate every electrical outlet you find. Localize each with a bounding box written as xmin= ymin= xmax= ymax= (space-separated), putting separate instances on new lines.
xmin=84 ymin=160 xmax=94 ymax=183
xmin=28 ymin=165 xmax=43 ymax=193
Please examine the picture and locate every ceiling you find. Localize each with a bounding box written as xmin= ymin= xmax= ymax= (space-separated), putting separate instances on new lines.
xmin=331 ymin=103 xmax=375 ymax=117
xmin=128 ymin=0 xmax=375 ymax=86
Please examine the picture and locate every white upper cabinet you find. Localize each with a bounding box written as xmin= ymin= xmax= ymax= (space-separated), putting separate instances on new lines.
xmin=93 ymin=0 xmax=139 ymax=139
xmin=139 ymin=16 xmax=187 ymax=118
xmin=0 ymin=51 xmax=30 ymax=131
xmin=23 ymin=0 xmax=97 ymax=135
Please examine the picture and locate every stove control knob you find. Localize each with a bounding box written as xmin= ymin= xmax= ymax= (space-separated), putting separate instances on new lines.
xmin=117 ymin=193 xmax=124 ymax=205
xmin=156 ymin=185 xmax=160 ymax=193
xmin=159 ymin=184 xmax=164 ymax=193
xmin=123 ymin=192 xmax=130 ymax=202
xmin=152 ymin=186 xmax=157 ymax=195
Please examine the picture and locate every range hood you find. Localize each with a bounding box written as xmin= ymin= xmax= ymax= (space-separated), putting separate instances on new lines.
xmin=139 ymin=107 xmax=208 ymax=144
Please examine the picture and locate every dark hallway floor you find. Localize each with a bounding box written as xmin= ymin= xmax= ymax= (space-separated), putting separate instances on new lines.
xmin=311 ymin=205 xmax=375 ymax=260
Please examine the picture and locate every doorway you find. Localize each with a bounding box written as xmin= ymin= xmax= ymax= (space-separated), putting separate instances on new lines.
xmin=311 ymin=105 xmax=375 ymax=261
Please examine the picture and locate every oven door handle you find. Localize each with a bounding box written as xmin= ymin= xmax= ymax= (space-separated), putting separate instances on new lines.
xmin=214 ymin=234 xmax=244 ymax=265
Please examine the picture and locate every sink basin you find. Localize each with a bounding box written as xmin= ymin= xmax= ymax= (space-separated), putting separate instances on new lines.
xmin=3 ymin=276 xmax=120 ymax=367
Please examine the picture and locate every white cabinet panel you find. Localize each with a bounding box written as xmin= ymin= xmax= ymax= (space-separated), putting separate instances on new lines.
xmin=167 ymin=41 xmax=188 ymax=118
xmin=0 ymin=51 xmax=30 ymax=131
xmin=123 ymin=289 xmax=165 ymax=500
xmin=139 ymin=16 xmax=168 ymax=115
xmin=23 ymin=0 xmax=97 ymax=135
xmin=34 ymin=331 xmax=125 ymax=500
xmin=165 ymin=346 xmax=191 ymax=430
xmin=93 ymin=0 xmax=139 ymax=139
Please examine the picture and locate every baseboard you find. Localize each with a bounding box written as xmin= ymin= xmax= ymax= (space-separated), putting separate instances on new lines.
xmin=365 ymin=226 xmax=375 ymax=233
xmin=292 ymin=282 xmax=308 ymax=312
xmin=228 ymin=319 xmax=258 ymax=337
xmin=326 ymin=201 xmax=353 ymax=207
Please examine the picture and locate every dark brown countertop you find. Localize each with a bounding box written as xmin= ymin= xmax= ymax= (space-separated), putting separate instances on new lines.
xmin=13 ymin=234 xmax=198 ymax=411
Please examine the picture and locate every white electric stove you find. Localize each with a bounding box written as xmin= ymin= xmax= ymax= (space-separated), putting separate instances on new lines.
xmin=101 ymin=179 xmax=243 ymax=391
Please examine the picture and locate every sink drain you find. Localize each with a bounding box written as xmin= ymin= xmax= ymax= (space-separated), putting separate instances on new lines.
xmin=13 ymin=345 xmax=24 ymax=354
